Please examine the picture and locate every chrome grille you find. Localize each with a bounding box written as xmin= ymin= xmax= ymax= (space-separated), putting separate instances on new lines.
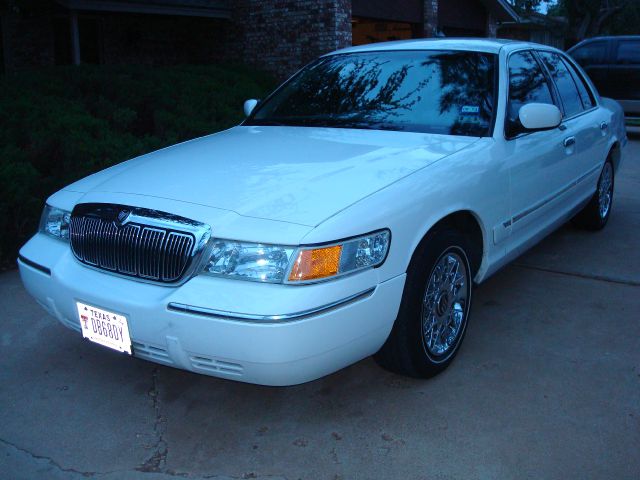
xmin=69 ymin=204 xmax=207 ymax=283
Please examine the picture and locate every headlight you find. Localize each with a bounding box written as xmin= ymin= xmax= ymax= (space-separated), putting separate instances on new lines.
xmin=204 ymin=240 xmax=296 ymax=283
xmin=203 ymin=230 xmax=390 ymax=284
xmin=39 ymin=205 xmax=71 ymax=241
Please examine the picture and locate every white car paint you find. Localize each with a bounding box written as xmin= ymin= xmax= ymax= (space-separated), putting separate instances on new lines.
xmin=18 ymin=39 xmax=627 ymax=385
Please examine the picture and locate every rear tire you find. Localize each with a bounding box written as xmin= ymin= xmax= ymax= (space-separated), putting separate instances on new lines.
xmin=374 ymin=226 xmax=474 ymax=378
xmin=572 ymin=160 xmax=614 ymax=231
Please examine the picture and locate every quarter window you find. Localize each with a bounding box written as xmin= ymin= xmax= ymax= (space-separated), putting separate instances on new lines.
xmin=539 ymin=51 xmax=584 ymax=117
xmin=507 ymin=51 xmax=555 ymax=136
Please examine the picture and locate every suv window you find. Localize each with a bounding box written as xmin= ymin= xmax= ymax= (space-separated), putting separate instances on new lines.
xmin=507 ymin=51 xmax=555 ymax=137
xmin=616 ymin=40 xmax=640 ymax=64
xmin=539 ymin=51 xmax=584 ymax=117
xmin=571 ymin=41 xmax=608 ymax=66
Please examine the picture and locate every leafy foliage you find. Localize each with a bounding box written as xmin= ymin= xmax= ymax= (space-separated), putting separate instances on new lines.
xmin=507 ymin=0 xmax=548 ymax=14
xmin=0 ymin=64 xmax=275 ymax=268
xmin=548 ymin=0 xmax=640 ymax=40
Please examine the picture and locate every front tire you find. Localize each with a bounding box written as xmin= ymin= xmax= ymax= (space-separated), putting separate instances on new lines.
xmin=573 ymin=160 xmax=614 ymax=230
xmin=374 ymin=226 xmax=474 ymax=378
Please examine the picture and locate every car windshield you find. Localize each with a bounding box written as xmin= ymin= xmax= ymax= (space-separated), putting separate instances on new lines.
xmin=246 ymin=50 xmax=497 ymax=137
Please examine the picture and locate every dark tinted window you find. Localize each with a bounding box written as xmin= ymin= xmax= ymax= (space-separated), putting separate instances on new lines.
xmin=507 ymin=51 xmax=555 ymax=135
xmin=616 ymin=40 xmax=640 ymax=65
xmin=562 ymin=57 xmax=596 ymax=109
xmin=248 ymin=50 xmax=497 ymax=137
xmin=571 ymin=41 xmax=608 ymax=67
xmin=539 ymin=51 xmax=584 ymax=117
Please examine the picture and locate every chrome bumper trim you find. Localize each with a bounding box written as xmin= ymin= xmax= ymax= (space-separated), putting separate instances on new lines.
xmin=167 ymin=287 xmax=376 ymax=323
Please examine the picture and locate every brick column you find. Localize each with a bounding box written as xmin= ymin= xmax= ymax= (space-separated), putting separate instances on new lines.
xmin=233 ymin=0 xmax=353 ymax=80
xmin=423 ymin=0 xmax=439 ymax=37
xmin=334 ymin=0 xmax=352 ymax=50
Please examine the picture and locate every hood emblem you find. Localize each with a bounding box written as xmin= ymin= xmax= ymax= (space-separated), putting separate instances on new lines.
xmin=116 ymin=209 xmax=131 ymax=225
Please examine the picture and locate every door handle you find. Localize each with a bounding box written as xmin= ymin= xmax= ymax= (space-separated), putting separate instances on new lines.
xmin=600 ymin=121 xmax=609 ymax=131
xmin=563 ymin=136 xmax=576 ymax=148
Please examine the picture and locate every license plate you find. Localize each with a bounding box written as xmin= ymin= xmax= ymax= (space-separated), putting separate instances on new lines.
xmin=76 ymin=301 xmax=132 ymax=355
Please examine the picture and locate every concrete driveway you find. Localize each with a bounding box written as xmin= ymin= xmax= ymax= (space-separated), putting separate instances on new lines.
xmin=1 ymin=140 xmax=638 ymax=480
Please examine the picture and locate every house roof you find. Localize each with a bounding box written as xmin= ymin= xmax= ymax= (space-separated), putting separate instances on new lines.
xmin=57 ymin=0 xmax=231 ymax=18
xmin=498 ymin=11 xmax=567 ymax=32
xmin=479 ymin=0 xmax=520 ymax=22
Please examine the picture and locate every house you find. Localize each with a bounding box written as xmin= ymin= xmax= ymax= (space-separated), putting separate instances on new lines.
xmin=498 ymin=11 xmax=567 ymax=49
xmin=0 ymin=0 xmax=519 ymax=78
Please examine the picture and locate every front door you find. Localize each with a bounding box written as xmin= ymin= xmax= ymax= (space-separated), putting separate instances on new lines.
xmin=501 ymin=50 xmax=576 ymax=256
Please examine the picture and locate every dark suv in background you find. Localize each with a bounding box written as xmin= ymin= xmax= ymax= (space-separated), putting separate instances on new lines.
xmin=568 ymin=36 xmax=640 ymax=126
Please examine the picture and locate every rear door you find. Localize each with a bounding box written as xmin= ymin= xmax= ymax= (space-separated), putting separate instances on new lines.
xmin=537 ymin=50 xmax=607 ymax=204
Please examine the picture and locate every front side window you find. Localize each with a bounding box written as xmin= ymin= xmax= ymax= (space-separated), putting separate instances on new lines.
xmin=539 ymin=51 xmax=584 ymax=118
xmin=247 ymin=50 xmax=497 ymax=137
xmin=506 ymin=50 xmax=555 ymax=137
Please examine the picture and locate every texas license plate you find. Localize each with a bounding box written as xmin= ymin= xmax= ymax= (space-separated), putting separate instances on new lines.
xmin=76 ymin=301 xmax=132 ymax=355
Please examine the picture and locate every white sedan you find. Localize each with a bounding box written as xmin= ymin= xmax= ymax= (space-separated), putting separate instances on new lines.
xmin=19 ymin=39 xmax=627 ymax=386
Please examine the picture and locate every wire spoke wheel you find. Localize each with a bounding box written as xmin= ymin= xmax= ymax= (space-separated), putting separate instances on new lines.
xmin=421 ymin=250 xmax=469 ymax=358
xmin=598 ymin=162 xmax=613 ymax=219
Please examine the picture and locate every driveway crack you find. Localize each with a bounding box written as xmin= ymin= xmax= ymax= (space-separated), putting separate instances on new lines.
xmin=137 ymin=366 xmax=168 ymax=473
xmin=514 ymin=263 xmax=640 ymax=287
xmin=0 ymin=437 xmax=97 ymax=477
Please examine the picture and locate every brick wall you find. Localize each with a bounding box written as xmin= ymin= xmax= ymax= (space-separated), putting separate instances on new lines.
xmin=232 ymin=0 xmax=352 ymax=80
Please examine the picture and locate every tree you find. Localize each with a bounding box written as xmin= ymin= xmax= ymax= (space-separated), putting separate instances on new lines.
xmin=507 ymin=0 xmax=548 ymax=13
xmin=548 ymin=0 xmax=638 ymax=41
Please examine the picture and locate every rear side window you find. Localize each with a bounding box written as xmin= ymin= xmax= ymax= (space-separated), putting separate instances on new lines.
xmin=571 ymin=41 xmax=608 ymax=67
xmin=507 ymin=51 xmax=555 ymax=134
xmin=562 ymin=57 xmax=596 ymax=109
xmin=539 ymin=51 xmax=584 ymax=117
xmin=616 ymin=40 xmax=640 ymax=65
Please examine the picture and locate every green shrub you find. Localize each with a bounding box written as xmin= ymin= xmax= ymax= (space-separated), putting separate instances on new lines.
xmin=0 ymin=64 xmax=275 ymax=268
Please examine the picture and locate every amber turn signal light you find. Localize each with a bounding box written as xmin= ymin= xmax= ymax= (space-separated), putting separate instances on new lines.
xmin=288 ymin=245 xmax=342 ymax=282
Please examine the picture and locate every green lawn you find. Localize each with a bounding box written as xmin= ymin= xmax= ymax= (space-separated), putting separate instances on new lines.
xmin=0 ymin=64 xmax=275 ymax=268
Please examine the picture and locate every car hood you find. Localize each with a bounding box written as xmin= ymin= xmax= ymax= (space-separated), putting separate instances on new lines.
xmin=66 ymin=126 xmax=480 ymax=226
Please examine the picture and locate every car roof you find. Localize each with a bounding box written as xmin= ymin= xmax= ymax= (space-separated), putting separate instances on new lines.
xmin=575 ymin=35 xmax=640 ymax=41
xmin=326 ymin=38 xmax=549 ymax=56
xmin=568 ymin=35 xmax=640 ymax=50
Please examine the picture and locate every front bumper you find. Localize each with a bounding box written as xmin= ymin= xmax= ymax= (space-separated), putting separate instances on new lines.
xmin=18 ymin=233 xmax=405 ymax=386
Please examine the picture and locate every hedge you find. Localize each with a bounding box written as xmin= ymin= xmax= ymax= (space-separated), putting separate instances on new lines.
xmin=0 ymin=64 xmax=275 ymax=268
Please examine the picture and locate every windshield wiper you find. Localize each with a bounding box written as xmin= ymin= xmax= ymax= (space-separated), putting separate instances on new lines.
xmin=246 ymin=119 xmax=290 ymax=127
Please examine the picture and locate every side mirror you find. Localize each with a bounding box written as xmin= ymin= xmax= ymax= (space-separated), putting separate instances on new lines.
xmin=243 ymin=99 xmax=259 ymax=117
xmin=518 ymin=103 xmax=562 ymax=131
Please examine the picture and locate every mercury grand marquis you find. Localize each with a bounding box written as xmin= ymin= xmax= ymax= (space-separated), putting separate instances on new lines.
xmin=18 ymin=39 xmax=627 ymax=386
